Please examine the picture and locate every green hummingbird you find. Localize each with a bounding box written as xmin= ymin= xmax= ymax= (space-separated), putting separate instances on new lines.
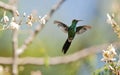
xmin=54 ymin=19 xmax=91 ymax=54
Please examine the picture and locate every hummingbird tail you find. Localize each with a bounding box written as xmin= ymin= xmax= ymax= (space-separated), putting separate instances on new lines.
xmin=62 ymin=39 xmax=72 ymax=54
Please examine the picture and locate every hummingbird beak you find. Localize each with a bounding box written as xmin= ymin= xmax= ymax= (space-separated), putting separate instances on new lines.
xmin=77 ymin=20 xmax=83 ymax=21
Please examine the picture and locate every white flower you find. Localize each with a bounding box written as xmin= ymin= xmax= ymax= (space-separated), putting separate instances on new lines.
xmin=28 ymin=14 xmax=33 ymax=20
xmin=23 ymin=12 xmax=26 ymax=17
xmin=106 ymin=13 xmax=113 ymax=24
xmin=9 ymin=22 xmax=20 ymax=30
xmin=1 ymin=11 xmax=9 ymax=23
xmin=3 ymin=16 xmax=9 ymax=23
xmin=1 ymin=15 xmax=9 ymax=23
xmin=39 ymin=15 xmax=47 ymax=24
xmin=26 ymin=14 xmax=33 ymax=26
xmin=101 ymin=44 xmax=117 ymax=62
xmin=15 ymin=10 xmax=20 ymax=16
xmin=107 ymin=44 xmax=117 ymax=55
xmin=106 ymin=13 xmax=116 ymax=25
xmin=26 ymin=21 xmax=32 ymax=26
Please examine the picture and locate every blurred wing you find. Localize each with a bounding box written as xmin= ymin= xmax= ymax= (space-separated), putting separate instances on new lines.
xmin=54 ymin=20 xmax=68 ymax=33
xmin=76 ymin=25 xmax=91 ymax=34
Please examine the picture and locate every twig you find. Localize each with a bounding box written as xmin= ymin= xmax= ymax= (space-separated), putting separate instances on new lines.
xmin=0 ymin=0 xmax=19 ymax=75
xmin=18 ymin=0 xmax=66 ymax=55
xmin=0 ymin=1 xmax=17 ymax=16
xmin=12 ymin=30 xmax=18 ymax=75
xmin=6 ymin=0 xmax=19 ymax=75
xmin=0 ymin=41 xmax=119 ymax=65
xmin=0 ymin=1 xmax=65 ymax=75
xmin=46 ymin=0 xmax=66 ymax=21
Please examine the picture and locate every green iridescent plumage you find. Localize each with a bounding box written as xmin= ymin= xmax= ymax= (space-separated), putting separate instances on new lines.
xmin=54 ymin=19 xmax=91 ymax=54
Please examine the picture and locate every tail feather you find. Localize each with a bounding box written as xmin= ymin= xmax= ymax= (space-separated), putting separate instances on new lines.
xmin=62 ymin=39 xmax=72 ymax=54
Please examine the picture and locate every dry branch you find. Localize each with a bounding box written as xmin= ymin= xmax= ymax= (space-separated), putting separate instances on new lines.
xmin=18 ymin=0 xmax=66 ymax=55
xmin=12 ymin=30 xmax=18 ymax=75
xmin=0 ymin=1 xmax=17 ymax=16
xmin=10 ymin=0 xmax=18 ymax=74
xmin=0 ymin=1 xmax=20 ymax=75
xmin=0 ymin=42 xmax=119 ymax=65
xmin=0 ymin=1 xmax=65 ymax=75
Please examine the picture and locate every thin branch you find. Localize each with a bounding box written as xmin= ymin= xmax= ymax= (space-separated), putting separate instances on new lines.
xmin=0 ymin=41 xmax=119 ymax=65
xmin=46 ymin=0 xmax=66 ymax=21
xmin=0 ymin=1 xmax=17 ymax=16
xmin=0 ymin=1 xmax=65 ymax=75
xmin=12 ymin=30 xmax=18 ymax=75
xmin=18 ymin=0 xmax=66 ymax=55
xmin=7 ymin=0 xmax=19 ymax=75
xmin=0 ymin=1 xmax=18 ymax=75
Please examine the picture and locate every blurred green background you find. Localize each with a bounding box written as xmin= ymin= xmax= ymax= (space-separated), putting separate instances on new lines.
xmin=0 ymin=0 xmax=119 ymax=75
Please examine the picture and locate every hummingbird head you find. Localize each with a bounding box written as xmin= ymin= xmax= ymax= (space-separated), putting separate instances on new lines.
xmin=72 ymin=19 xmax=82 ymax=24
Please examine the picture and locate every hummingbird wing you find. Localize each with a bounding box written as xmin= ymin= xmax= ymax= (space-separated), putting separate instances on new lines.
xmin=76 ymin=25 xmax=91 ymax=34
xmin=54 ymin=20 xmax=68 ymax=33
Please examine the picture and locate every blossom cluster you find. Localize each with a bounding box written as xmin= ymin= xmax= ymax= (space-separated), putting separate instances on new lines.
xmin=101 ymin=44 xmax=120 ymax=74
xmin=0 ymin=10 xmax=47 ymax=31
xmin=101 ymin=44 xmax=117 ymax=62
xmin=107 ymin=13 xmax=120 ymax=39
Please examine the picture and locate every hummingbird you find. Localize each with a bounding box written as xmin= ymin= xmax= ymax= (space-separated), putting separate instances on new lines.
xmin=54 ymin=19 xmax=91 ymax=54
